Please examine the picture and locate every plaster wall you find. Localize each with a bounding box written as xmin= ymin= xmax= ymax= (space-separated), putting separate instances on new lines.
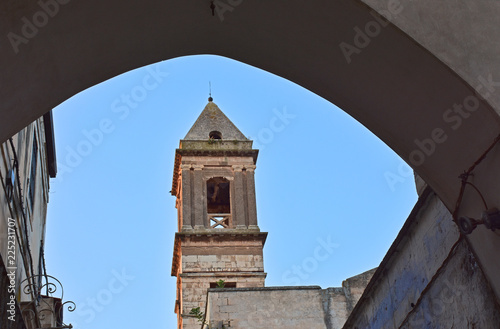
xmin=0 ymin=256 xmax=27 ymax=328
xmin=0 ymin=118 xmax=51 ymax=293
xmin=0 ymin=117 xmax=53 ymax=328
xmin=400 ymin=240 xmax=500 ymax=328
xmin=343 ymin=189 xmax=500 ymax=328
xmin=362 ymin=0 xmax=500 ymax=115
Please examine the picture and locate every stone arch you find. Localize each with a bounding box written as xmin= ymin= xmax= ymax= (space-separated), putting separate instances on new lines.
xmin=1 ymin=0 xmax=500 ymax=297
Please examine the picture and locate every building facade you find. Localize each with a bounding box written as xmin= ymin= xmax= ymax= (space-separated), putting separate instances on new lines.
xmin=0 ymin=112 xmax=70 ymax=329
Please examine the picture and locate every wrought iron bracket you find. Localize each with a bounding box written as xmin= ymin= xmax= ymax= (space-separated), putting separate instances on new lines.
xmin=20 ymin=274 xmax=76 ymax=329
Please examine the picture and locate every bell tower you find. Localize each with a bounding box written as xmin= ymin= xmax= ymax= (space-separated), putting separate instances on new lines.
xmin=171 ymin=99 xmax=267 ymax=329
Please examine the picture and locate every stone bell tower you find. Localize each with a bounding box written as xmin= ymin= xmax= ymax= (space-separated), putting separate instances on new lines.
xmin=171 ymin=98 xmax=267 ymax=329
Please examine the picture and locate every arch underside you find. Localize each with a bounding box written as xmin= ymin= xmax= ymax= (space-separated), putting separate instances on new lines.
xmin=2 ymin=0 xmax=500 ymax=298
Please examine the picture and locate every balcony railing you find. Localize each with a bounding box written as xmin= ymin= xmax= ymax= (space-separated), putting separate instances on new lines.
xmin=208 ymin=214 xmax=232 ymax=229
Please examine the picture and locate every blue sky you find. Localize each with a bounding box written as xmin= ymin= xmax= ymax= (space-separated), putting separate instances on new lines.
xmin=45 ymin=55 xmax=417 ymax=328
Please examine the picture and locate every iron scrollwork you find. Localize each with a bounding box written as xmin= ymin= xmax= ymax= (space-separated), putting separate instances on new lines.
xmin=20 ymin=274 xmax=76 ymax=329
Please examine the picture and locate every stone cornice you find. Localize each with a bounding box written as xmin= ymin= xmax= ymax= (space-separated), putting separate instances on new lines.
xmin=170 ymin=149 xmax=258 ymax=196
xmin=171 ymin=231 xmax=268 ymax=277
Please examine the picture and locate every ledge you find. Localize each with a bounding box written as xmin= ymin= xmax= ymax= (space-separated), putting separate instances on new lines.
xmin=207 ymin=285 xmax=322 ymax=293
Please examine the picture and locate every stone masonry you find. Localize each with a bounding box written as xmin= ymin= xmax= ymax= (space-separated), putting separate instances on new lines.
xmin=170 ymin=100 xmax=377 ymax=329
xmin=171 ymin=100 xmax=267 ymax=329
xmin=204 ymin=269 xmax=376 ymax=329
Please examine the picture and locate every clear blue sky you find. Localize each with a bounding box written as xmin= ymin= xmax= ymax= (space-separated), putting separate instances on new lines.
xmin=45 ymin=55 xmax=417 ymax=328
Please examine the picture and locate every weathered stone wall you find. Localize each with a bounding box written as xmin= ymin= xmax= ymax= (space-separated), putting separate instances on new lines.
xmin=341 ymin=269 xmax=376 ymax=314
xmin=204 ymin=269 xmax=376 ymax=329
xmin=206 ymin=286 xmax=333 ymax=329
xmin=181 ymin=274 xmax=266 ymax=311
xmin=174 ymin=233 xmax=267 ymax=329
xmin=183 ymin=253 xmax=264 ymax=273
xmin=180 ymin=234 xmax=265 ymax=274
xmin=176 ymin=155 xmax=258 ymax=231
xmin=180 ymin=245 xmax=266 ymax=329
xmin=343 ymin=189 xmax=500 ymax=328
xmin=182 ymin=275 xmax=266 ymax=329
xmin=400 ymin=240 xmax=500 ymax=328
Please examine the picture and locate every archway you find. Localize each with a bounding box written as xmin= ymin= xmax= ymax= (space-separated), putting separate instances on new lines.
xmin=46 ymin=55 xmax=420 ymax=327
xmin=2 ymin=0 xmax=500 ymax=301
